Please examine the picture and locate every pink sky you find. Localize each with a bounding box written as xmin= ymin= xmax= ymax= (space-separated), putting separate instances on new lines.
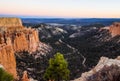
xmin=0 ymin=0 xmax=120 ymax=18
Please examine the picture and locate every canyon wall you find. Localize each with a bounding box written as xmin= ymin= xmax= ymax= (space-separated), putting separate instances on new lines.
xmin=0 ymin=17 xmax=40 ymax=53
xmin=109 ymin=22 xmax=120 ymax=37
xmin=12 ymin=28 xmax=39 ymax=53
xmin=0 ymin=44 xmax=17 ymax=78
xmin=0 ymin=17 xmax=40 ymax=79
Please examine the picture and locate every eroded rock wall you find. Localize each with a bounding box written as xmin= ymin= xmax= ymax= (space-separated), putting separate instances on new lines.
xmin=0 ymin=44 xmax=17 ymax=78
xmin=0 ymin=17 xmax=40 ymax=53
xmin=0 ymin=17 xmax=40 ymax=79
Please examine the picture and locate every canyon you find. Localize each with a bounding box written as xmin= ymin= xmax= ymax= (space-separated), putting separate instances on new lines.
xmin=29 ymin=22 xmax=120 ymax=80
xmin=0 ymin=17 xmax=120 ymax=81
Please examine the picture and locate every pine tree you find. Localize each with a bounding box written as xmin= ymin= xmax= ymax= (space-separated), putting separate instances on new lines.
xmin=0 ymin=68 xmax=14 ymax=81
xmin=44 ymin=52 xmax=70 ymax=81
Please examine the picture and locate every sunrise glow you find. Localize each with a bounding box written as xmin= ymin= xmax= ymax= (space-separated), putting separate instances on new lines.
xmin=0 ymin=0 xmax=120 ymax=18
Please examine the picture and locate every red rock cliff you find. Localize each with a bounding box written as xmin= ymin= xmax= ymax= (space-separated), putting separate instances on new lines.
xmin=109 ymin=22 xmax=120 ymax=37
xmin=0 ymin=17 xmax=40 ymax=53
xmin=0 ymin=44 xmax=17 ymax=78
xmin=0 ymin=17 xmax=40 ymax=79
xmin=12 ymin=28 xmax=39 ymax=53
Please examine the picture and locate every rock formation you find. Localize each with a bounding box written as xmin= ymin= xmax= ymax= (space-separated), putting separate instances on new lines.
xmin=0 ymin=17 xmax=40 ymax=53
xmin=21 ymin=71 xmax=30 ymax=81
xmin=109 ymin=22 xmax=120 ymax=37
xmin=0 ymin=17 xmax=22 ymax=27
xmin=0 ymin=44 xmax=17 ymax=78
xmin=0 ymin=17 xmax=41 ymax=79
xmin=74 ymin=56 xmax=120 ymax=81
xmin=12 ymin=28 xmax=39 ymax=53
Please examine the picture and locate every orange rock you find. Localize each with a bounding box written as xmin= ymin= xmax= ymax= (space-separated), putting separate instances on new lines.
xmin=0 ymin=17 xmax=22 ymax=27
xmin=109 ymin=22 xmax=120 ymax=37
xmin=22 ymin=71 xmax=30 ymax=81
xmin=0 ymin=44 xmax=17 ymax=78
xmin=0 ymin=17 xmax=40 ymax=80
xmin=28 ymin=31 xmax=39 ymax=53
xmin=0 ymin=17 xmax=40 ymax=53
xmin=13 ymin=32 xmax=29 ymax=52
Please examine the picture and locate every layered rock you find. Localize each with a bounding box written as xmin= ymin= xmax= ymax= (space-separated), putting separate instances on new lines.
xmin=0 ymin=17 xmax=40 ymax=79
xmin=0 ymin=17 xmax=22 ymax=27
xmin=109 ymin=22 xmax=120 ymax=37
xmin=0 ymin=17 xmax=40 ymax=53
xmin=12 ymin=28 xmax=39 ymax=53
xmin=0 ymin=44 xmax=17 ymax=78
xmin=74 ymin=56 xmax=120 ymax=81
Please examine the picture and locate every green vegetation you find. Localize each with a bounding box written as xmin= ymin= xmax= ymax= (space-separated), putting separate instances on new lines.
xmin=44 ymin=52 xmax=70 ymax=81
xmin=0 ymin=68 xmax=14 ymax=81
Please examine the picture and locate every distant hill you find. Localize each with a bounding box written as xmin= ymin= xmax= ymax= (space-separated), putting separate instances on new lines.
xmin=22 ymin=18 xmax=120 ymax=26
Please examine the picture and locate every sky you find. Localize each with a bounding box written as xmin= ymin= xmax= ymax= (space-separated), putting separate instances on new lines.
xmin=0 ymin=0 xmax=120 ymax=18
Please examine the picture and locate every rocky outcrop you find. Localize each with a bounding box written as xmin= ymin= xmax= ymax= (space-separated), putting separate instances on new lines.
xmin=0 ymin=44 xmax=17 ymax=78
xmin=74 ymin=56 xmax=120 ymax=81
xmin=0 ymin=18 xmax=41 ymax=79
xmin=12 ymin=28 xmax=39 ymax=53
xmin=21 ymin=71 xmax=30 ymax=81
xmin=0 ymin=18 xmax=40 ymax=53
xmin=109 ymin=22 xmax=120 ymax=37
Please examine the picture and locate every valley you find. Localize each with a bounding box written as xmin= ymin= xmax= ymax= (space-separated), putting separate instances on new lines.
xmin=23 ymin=20 xmax=120 ymax=80
xmin=0 ymin=18 xmax=120 ymax=81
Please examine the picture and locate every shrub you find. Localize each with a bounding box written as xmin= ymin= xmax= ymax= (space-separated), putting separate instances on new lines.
xmin=44 ymin=52 xmax=70 ymax=81
xmin=0 ymin=68 xmax=14 ymax=81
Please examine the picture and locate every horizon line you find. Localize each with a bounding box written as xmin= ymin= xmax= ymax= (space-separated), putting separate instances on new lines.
xmin=0 ymin=14 xmax=120 ymax=19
